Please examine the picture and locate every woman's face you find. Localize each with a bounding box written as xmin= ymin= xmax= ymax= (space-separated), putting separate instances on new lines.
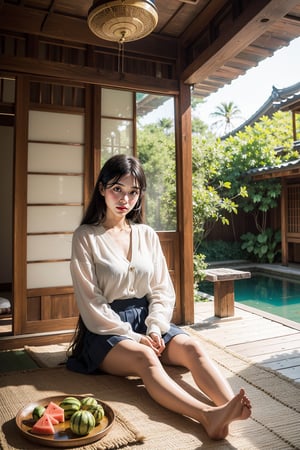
xmin=100 ymin=174 xmax=140 ymax=219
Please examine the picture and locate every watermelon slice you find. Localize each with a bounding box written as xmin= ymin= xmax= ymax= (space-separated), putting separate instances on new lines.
xmin=44 ymin=401 xmax=65 ymax=423
xmin=47 ymin=414 xmax=59 ymax=425
xmin=31 ymin=414 xmax=55 ymax=435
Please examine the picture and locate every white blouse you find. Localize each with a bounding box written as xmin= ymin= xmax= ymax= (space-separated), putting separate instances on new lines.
xmin=70 ymin=223 xmax=175 ymax=342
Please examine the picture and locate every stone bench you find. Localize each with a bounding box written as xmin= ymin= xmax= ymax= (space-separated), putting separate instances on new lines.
xmin=204 ymin=268 xmax=251 ymax=318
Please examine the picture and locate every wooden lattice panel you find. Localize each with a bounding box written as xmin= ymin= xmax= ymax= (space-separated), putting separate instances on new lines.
xmin=287 ymin=184 xmax=300 ymax=234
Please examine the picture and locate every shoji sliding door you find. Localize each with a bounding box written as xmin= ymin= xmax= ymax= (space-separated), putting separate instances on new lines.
xmin=23 ymin=108 xmax=85 ymax=334
xmin=27 ymin=111 xmax=83 ymax=289
xmin=12 ymin=76 xmax=93 ymax=337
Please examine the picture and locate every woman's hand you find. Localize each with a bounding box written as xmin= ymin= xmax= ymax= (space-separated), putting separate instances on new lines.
xmin=140 ymin=333 xmax=165 ymax=356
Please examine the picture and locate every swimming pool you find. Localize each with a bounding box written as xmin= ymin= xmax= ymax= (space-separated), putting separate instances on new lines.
xmin=200 ymin=273 xmax=300 ymax=324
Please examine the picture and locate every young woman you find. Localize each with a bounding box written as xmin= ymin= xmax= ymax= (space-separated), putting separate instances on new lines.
xmin=67 ymin=154 xmax=251 ymax=440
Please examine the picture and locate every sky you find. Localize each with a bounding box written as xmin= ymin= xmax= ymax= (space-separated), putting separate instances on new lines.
xmin=139 ymin=36 xmax=300 ymax=130
xmin=194 ymin=36 xmax=300 ymax=132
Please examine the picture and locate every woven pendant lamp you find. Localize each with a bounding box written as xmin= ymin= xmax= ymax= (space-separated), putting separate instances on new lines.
xmin=87 ymin=0 xmax=158 ymax=43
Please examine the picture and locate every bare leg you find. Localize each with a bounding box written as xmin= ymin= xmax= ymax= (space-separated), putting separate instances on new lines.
xmin=100 ymin=340 xmax=251 ymax=440
xmin=160 ymin=334 xmax=234 ymax=405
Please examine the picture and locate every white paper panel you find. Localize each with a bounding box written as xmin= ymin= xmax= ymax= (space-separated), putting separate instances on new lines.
xmin=101 ymin=88 xmax=133 ymax=118
xmin=27 ymin=206 xmax=83 ymax=232
xmin=27 ymin=261 xmax=72 ymax=288
xmin=101 ymin=147 xmax=133 ymax=165
xmin=28 ymin=175 xmax=83 ymax=203
xmin=28 ymin=111 xmax=84 ymax=143
xmin=27 ymin=234 xmax=73 ymax=261
xmin=101 ymin=118 xmax=132 ymax=150
xmin=28 ymin=143 xmax=84 ymax=173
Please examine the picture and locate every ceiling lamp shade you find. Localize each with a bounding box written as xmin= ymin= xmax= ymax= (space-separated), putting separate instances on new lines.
xmin=87 ymin=0 xmax=158 ymax=43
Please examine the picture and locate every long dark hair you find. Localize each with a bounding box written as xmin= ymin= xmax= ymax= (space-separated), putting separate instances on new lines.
xmin=68 ymin=154 xmax=147 ymax=358
xmin=81 ymin=154 xmax=147 ymax=226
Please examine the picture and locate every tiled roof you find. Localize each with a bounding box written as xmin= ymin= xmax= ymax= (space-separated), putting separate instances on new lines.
xmin=248 ymin=157 xmax=300 ymax=178
xmin=222 ymin=81 xmax=300 ymax=139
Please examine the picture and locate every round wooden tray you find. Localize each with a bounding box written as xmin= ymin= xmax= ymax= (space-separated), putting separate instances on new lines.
xmin=16 ymin=395 xmax=115 ymax=448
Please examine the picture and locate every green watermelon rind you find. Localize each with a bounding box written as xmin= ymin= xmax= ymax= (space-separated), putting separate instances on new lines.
xmin=32 ymin=405 xmax=46 ymax=422
xmin=81 ymin=396 xmax=98 ymax=410
xmin=70 ymin=410 xmax=96 ymax=436
xmin=59 ymin=397 xmax=82 ymax=419
xmin=88 ymin=404 xmax=105 ymax=424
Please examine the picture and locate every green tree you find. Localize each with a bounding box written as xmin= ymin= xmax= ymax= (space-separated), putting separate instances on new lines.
xmin=220 ymin=112 xmax=297 ymax=219
xmin=191 ymin=96 xmax=211 ymax=136
xmin=137 ymin=122 xmax=176 ymax=230
xmin=137 ymin=101 xmax=212 ymax=232
xmin=192 ymin=117 xmax=210 ymax=135
xmin=192 ymin=135 xmax=246 ymax=253
xmin=210 ymin=101 xmax=243 ymax=135
xmin=216 ymin=111 xmax=299 ymax=262
xmin=191 ymin=97 xmax=204 ymax=110
xmin=158 ymin=118 xmax=173 ymax=134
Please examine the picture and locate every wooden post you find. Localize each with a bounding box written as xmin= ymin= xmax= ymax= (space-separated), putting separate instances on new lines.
xmin=214 ymin=280 xmax=235 ymax=317
xmin=176 ymin=81 xmax=194 ymax=325
xmin=204 ymin=268 xmax=251 ymax=318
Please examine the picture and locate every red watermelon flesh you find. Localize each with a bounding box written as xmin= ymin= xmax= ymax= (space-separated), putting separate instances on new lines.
xmin=31 ymin=414 xmax=55 ymax=435
xmin=44 ymin=401 xmax=65 ymax=422
xmin=47 ymin=414 xmax=59 ymax=425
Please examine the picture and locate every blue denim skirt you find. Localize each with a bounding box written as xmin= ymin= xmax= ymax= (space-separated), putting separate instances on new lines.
xmin=67 ymin=296 xmax=187 ymax=374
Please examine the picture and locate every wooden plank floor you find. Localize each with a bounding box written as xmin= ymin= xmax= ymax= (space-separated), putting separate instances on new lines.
xmin=193 ymin=300 xmax=300 ymax=383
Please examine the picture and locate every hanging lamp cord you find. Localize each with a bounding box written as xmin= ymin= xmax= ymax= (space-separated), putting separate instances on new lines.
xmin=118 ymin=32 xmax=126 ymax=77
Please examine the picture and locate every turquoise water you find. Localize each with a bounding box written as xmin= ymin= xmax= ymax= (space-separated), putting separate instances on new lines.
xmin=200 ymin=274 xmax=300 ymax=323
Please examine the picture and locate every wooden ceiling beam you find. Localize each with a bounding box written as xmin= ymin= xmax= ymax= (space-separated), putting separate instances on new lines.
xmin=239 ymin=44 xmax=274 ymax=58
xmin=213 ymin=66 xmax=244 ymax=79
xmin=0 ymin=55 xmax=179 ymax=94
xmin=192 ymin=86 xmax=217 ymax=96
xmin=194 ymin=79 xmax=221 ymax=89
xmin=253 ymin=33 xmax=291 ymax=50
xmin=207 ymin=75 xmax=229 ymax=84
xmin=181 ymin=0 xmax=300 ymax=85
xmin=0 ymin=4 xmax=178 ymax=59
xmin=180 ymin=0 xmax=228 ymax=47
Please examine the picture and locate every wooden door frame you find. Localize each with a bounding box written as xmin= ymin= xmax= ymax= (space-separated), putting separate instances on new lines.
xmin=13 ymin=75 xmax=29 ymax=335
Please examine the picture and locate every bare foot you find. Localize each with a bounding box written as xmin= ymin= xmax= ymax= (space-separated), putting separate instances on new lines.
xmin=202 ymin=388 xmax=252 ymax=440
